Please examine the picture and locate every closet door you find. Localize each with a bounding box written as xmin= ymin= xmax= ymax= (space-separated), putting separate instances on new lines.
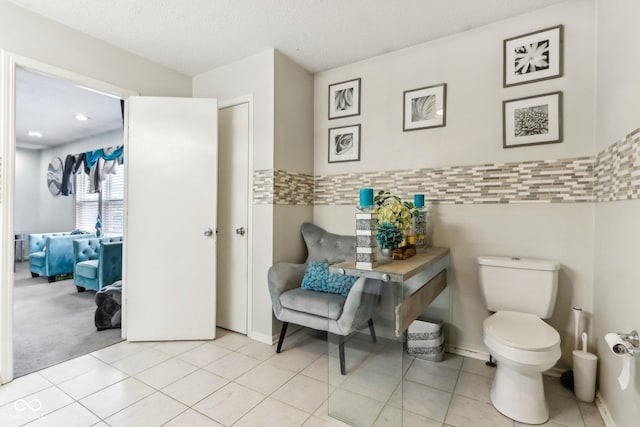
xmin=125 ymin=97 xmax=218 ymax=341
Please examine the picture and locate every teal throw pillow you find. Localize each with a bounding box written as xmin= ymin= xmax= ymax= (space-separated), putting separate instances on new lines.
xmin=328 ymin=274 xmax=359 ymax=297
xmin=301 ymin=262 xmax=329 ymax=292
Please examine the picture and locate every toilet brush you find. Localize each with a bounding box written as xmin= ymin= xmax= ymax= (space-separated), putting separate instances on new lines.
xmin=561 ymin=307 xmax=583 ymax=390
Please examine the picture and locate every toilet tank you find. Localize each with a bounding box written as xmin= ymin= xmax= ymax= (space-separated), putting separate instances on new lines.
xmin=478 ymin=256 xmax=560 ymax=318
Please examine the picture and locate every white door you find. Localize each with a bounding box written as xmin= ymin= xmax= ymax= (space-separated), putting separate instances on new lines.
xmin=125 ymin=97 xmax=218 ymax=341
xmin=216 ymin=103 xmax=249 ymax=333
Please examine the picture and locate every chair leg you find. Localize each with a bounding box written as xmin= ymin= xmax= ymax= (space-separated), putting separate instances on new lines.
xmin=76 ymin=286 xmax=86 ymax=293
xmin=368 ymin=318 xmax=377 ymax=343
xmin=339 ymin=335 xmax=346 ymax=375
xmin=276 ymin=322 xmax=288 ymax=353
xmin=31 ymin=272 xmax=39 ymax=278
xmin=47 ymin=276 xmax=56 ymax=283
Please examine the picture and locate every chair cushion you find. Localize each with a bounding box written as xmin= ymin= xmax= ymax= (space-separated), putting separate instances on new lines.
xmin=280 ymin=288 xmax=346 ymax=320
xmin=30 ymin=252 xmax=46 ymax=267
xmin=301 ymin=262 xmax=358 ymax=296
xmin=76 ymin=260 xmax=99 ymax=279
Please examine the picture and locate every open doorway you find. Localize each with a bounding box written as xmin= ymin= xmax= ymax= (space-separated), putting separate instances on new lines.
xmin=1 ymin=53 xmax=138 ymax=383
xmin=13 ymin=67 xmax=125 ymax=377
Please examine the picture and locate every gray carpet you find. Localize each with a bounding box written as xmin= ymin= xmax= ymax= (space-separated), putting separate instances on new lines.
xmin=13 ymin=261 xmax=122 ymax=378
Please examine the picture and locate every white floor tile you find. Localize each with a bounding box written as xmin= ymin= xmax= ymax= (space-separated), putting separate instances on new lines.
xmin=235 ymin=362 xmax=297 ymax=395
xmin=91 ymin=341 xmax=148 ymax=364
xmin=192 ymin=382 xmax=265 ymax=426
xmin=340 ymin=367 xmax=401 ymax=403
xmin=58 ymin=364 xmax=128 ymax=400
xmin=39 ymin=355 xmax=108 ymax=385
xmin=404 ymin=357 xmax=460 ymax=392
xmin=398 ymin=380 xmax=452 ymax=422
xmin=177 ymin=343 xmax=232 ymax=368
xmin=301 ymin=354 xmax=329 ymax=383
xmin=265 ymin=347 xmax=321 ymax=373
xmin=271 ymin=374 xmax=328 ymax=413
xmin=371 ymin=405 xmax=443 ymax=427
xmin=445 ymin=393 xmax=513 ymax=427
xmin=164 ymin=409 xmax=224 ymax=426
xmin=544 ymin=374 xmax=576 ymax=399
xmin=303 ymin=415 xmax=351 ymax=427
xmin=134 ymin=357 xmax=198 ymax=389
xmin=104 ymin=391 xmax=187 ymax=427
xmin=152 ymin=340 xmax=207 ymax=356
xmin=212 ymin=332 xmax=252 ymax=350
xmin=202 ymin=352 xmax=261 ymax=380
xmin=111 ymin=348 xmax=172 ymax=376
xmin=454 ymin=371 xmax=492 ymax=403
xmin=237 ymin=340 xmax=278 ymax=361
xmin=161 ymin=369 xmax=228 ymax=406
xmin=234 ymin=397 xmax=310 ymax=427
xmin=547 ymin=394 xmax=584 ymax=427
xmin=461 ymin=357 xmax=496 ymax=378
xmin=0 ymin=372 xmax=51 ymax=407
xmin=79 ymin=377 xmax=155 ymax=419
xmin=327 ymin=388 xmax=385 ymax=427
xmin=27 ymin=402 xmax=100 ymax=427
xmin=0 ymin=386 xmax=74 ymax=427
xmin=578 ymin=401 xmax=605 ymax=427
xmin=416 ymin=352 xmax=464 ymax=371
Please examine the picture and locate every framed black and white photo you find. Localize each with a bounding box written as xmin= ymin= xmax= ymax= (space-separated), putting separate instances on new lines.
xmin=328 ymin=124 xmax=361 ymax=163
xmin=403 ymin=83 xmax=446 ymax=131
xmin=504 ymin=25 xmax=563 ymax=87
xmin=328 ymin=78 xmax=361 ymax=119
xmin=503 ymin=91 xmax=562 ymax=148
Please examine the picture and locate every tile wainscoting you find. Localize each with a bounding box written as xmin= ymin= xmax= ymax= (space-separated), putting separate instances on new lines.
xmin=253 ymin=129 xmax=640 ymax=207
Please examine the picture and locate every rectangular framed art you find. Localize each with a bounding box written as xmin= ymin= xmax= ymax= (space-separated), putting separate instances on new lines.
xmin=328 ymin=78 xmax=361 ymax=119
xmin=503 ymin=91 xmax=563 ymax=148
xmin=503 ymin=25 xmax=563 ymax=87
xmin=403 ymin=83 xmax=446 ymax=131
xmin=328 ymin=124 xmax=361 ymax=163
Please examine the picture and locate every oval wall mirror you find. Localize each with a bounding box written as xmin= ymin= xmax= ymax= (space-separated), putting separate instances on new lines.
xmin=47 ymin=157 xmax=63 ymax=196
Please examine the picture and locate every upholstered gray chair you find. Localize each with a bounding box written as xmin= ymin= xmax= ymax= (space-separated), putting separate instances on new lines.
xmin=268 ymin=223 xmax=381 ymax=374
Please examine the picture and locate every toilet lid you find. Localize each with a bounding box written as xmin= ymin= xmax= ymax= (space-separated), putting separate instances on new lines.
xmin=484 ymin=311 xmax=560 ymax=351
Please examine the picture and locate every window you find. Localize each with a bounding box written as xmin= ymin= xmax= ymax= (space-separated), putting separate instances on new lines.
xmin=75 ymin=164 xmax=124 ymax=235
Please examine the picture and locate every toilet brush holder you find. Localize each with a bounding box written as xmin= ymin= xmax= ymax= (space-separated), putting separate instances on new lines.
xmin=573 ymin=333 xmax=597 ymax=402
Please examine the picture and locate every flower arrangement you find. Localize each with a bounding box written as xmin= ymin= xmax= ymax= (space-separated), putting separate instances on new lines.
xmin=374 ymin=190 xmax=419 ymax=249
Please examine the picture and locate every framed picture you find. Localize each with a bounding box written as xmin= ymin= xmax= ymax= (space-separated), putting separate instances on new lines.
xmin=504 ymin=25 xmax=563 ymax=87
xmin=328 ymin=78 xmax=361 ymax=119
xmin=503 ymin=91 xmax=562 ymax=148
xmin=328 ymin=124 xmax=361 ymax=163
xmin=403 ymin=83 xmax=446 ymax=131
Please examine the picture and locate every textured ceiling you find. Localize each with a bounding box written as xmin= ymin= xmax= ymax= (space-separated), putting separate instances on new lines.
xmin=8 ymin=0 xmax=568 ymax=76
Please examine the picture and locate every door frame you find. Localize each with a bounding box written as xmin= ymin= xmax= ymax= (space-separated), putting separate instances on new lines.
xmin=0 ymin=51 xmax=137 ymax=383
xmin=218 ymin=95 xmax=254 ymax=339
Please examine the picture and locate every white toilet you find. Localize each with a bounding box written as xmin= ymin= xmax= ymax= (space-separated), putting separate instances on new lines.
xmin=478 ymin=256 xmax=561 ymax=424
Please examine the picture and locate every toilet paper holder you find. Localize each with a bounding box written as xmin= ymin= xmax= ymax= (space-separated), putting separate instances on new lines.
xmin=613 ymin=330 xmax=640 ymax=356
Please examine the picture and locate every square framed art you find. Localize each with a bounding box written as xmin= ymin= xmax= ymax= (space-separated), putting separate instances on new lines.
xmin=503 ymin=91 xmax=562 ymax=148
xmin=328 ymin=124 xmax=361 ymax=163
xmin=403 ymin=83 xmax=446 ymax=131
xmin=503 ymin=25 xmax=563 ymax=87
xmin=328 ymin=78 xmax=361 ymax=119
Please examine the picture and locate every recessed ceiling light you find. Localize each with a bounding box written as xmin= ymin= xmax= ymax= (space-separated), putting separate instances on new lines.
xmin=75 ymin=114 xmax=90 ymax=121
xmin=28 ymin=131 xmax=42 ymax=138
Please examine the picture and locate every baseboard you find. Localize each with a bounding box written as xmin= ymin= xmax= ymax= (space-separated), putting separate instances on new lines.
xmin=447 ymin=345 xmax=489 ymax=360
xmin=545 ymin=367 xmax=565 ymax=378
xmin=595 ymin=392 xmax=616 ymax=427
xmin=248 ymin=331 xmax=274 ymax=345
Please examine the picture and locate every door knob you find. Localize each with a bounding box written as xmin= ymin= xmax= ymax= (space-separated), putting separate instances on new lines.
xmin=203 ymin=228 xmax=213 ymax=237
xmin=236 ymin=227 xmax=246 ymax=236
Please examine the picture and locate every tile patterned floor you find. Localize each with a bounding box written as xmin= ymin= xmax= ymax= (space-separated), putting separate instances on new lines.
xmin=0 ymin=328 xmax=605 ymax=427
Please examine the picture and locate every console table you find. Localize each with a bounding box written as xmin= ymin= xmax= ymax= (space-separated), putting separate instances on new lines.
xmin=328 ymin=247 xmax=451 ymax=427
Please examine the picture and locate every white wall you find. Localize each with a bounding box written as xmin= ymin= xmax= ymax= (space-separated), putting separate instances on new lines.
xmin=14 ymin=147 xmax=39 ymax=232
xmin=593 ymin=1 xmax=640 ymax=425
xmin=313 ymin=0 xmax=597 ymax=367
xmin=36 ymin=130 xmax=123 ymax=233
xmin=193 ymin=50 xmax=276 ymax=341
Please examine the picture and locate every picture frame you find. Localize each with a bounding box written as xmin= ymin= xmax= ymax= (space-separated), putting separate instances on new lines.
xmin=328 ymin=78 xmax=361 ymax=119
xmin=503 ymin=91 xmax=562 ymax=148
xmin=403 ymin=83 xmax=446 ymax=131
xmin=503 ymin=25 xmax=563 ymax=87
xmin=328 ymin=124 xmax=361 ymax=163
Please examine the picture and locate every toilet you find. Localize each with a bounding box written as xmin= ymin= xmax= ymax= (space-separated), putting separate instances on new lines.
xmin=478 ymin=256 xmax=561 ymax=424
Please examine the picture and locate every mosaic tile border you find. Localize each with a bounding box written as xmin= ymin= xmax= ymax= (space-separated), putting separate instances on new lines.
xmin=594 ymin=128 xmax=640 ymax=202
xmin=253 ymin=169 xmax=314 ymax=205
xmin=314 ymin=157 xmax=594 ymax=205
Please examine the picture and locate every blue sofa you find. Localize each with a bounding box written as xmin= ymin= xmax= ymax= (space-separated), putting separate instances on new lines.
xmin=73 ymin=237 xmax=123 ymax=292
xmin=29 ymin=232 xmax=93 ymax=282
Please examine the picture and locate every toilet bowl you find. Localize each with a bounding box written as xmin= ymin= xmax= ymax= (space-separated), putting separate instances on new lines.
xmin=484 ymin=310 xmax=561 ymax=424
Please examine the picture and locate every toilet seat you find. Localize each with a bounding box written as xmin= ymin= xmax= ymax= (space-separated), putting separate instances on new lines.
xmin=484 ymin=311 xmax=560 ymax=365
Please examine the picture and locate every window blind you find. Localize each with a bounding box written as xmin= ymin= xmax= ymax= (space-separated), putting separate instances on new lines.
xmin=75 ymin=164 xmax=124 ymax=235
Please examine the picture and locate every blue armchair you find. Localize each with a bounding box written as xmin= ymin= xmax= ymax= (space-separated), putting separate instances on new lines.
xmin=73 ymin=237 xmax=123 ymax=292
xmin=29 ymin=232 xmax=93 ymax=282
